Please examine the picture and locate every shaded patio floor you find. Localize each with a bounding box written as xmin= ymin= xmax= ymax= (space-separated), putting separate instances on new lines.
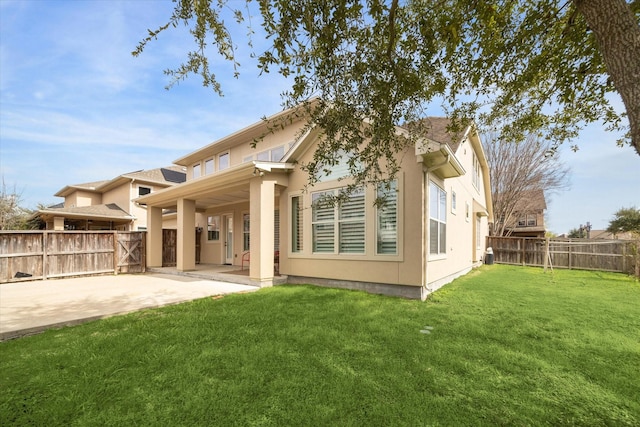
xmin=147 ymin=264 xmax=288 ymax=287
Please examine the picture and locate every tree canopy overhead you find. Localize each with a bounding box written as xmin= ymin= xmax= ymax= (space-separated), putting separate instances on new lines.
xmin=134 ymin=0 xmax=639 ymax=187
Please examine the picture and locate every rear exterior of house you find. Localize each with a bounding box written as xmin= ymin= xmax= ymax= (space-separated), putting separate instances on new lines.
xmin=139 ymin=106 xmax=492 ymax=299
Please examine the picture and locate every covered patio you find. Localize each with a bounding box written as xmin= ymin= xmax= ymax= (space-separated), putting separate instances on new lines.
xmin=138 ymin=161 xmax=294 ymax=287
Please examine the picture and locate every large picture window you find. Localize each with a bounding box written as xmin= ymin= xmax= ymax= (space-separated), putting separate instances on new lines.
xmin=429 ymin=182 xmax=447 ymax=256
xmin=376 ymin=181 xmax=397 ymax=254
xmin=312 ymin=188 xmax=365 ymax=254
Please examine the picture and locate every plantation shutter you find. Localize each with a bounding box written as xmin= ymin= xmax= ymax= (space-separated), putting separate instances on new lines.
xmin=291 ymin=196 xmax=303 ymax=252
xmin=312 ymin=191 xmax=335 ymax=252
xmin=377 ymin=181 xmax=397 ymax=254
xmin=339 ymin=188 xmax=365 ymax=253
xmin=274 ymin=210 xmax=280 ymax=251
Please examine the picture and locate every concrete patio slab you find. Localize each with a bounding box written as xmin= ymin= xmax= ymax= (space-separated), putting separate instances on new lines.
xmin=0 ymin=273 xmax=259 ymax=341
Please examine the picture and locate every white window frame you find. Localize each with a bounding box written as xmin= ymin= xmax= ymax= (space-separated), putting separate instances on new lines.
xmin=429 ymin=181 xmax=447 ymax=258
xmin=207 ymin=215 xmax=220 ymax=241
xmin=311 ymin=188 xmax=365 ymax=254
xmin=218 ymin=152 xmax=230 ymax=171
xmin=376 ymin=180 xmax=398 ymax=255
xmin=204 ymin=158 xmax=215 ymax=175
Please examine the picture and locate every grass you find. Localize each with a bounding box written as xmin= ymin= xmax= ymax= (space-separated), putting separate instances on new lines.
xmin=1 ymin=265 xmax=639 ymax=426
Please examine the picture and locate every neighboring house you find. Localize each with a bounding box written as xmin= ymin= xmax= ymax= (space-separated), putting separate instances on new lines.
xmin=36 ymin=167 xmax=186 ymax=231
xmin=138 ymin=105 xmax=493 ymax=299
xmin=591 ymin=230 xmax=636 ymax=240
xmin=499 ymin=189 xmax=547 ymax=238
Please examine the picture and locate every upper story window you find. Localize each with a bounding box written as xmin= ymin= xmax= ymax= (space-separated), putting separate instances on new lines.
xmin=317 ymin=150 xmax=359 ymax=183
xmin=256 ymin=145 xmax=286 ymax=162
xmin=193 ymin=163 xmax=201 ymax=179
xmin=472 ymin=152 xmax=480 ymax=189
xmin=205 ymin=158 xmax=214 ymax=175
xmin=218 ymin=152 xmax=230 ymax=170
xmin=138 ymin=186 xmax=151 ymax=196
xmin=518 ymin=214 xmax=537 ymax=227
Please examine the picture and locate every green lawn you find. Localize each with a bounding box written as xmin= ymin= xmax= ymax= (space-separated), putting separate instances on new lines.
xmin=1 ymin=265 xmax=639 ymax=426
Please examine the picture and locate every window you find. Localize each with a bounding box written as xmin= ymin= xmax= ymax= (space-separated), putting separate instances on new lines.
xmin=472 ymin=152 xmax=481 ymax=189
xmin=291 ymin=196 xmax=303 ymax=252
xmin=218 ymin=152 xmax=229 ymax=170
xmin=451 ymin=191 xmax=457 ymax=214
xmin=429 ymin=182 xmax=447 ymax=256
xmin=312 ymin=191 xmax=335 ymax=253
xmin=339 ymin=188 xmax=365 ymax=253
xmin=193 ymin=163 xmax=201 ymax=179
xmin=207 ymin=215 xmax=220 ymax=241
xmin=312 ymin=188 xmax=365 ymax=254
xmin=243 ymin=213 xmax=250 ymax=251
xmin=518 ymin=214 xmax=537 ymax=227
xmin=316 ymin=150 xmax=358 ymax=182
xmin=376 ymin=181 xmax=397 ymax=255
xmin=256 ymin=145 xmax=285 ymax=162
xmin=271 ymin=145 xmax=285 ymax=161
xmin=138 ymin=186 xmax=151 ymax=196
xmin=205 ymin=158 xmax=214 ymax=175
xmin=243 ymin=155 xmax=254 ymax=163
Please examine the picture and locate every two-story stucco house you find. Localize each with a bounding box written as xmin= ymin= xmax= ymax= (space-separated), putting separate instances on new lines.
xmin=500 ymin=189 xmax=547 ymax=238
xmin=36 ymin=167 xmax=186 ymax=231
xmin=138 ymin=105 xmax=493 ymax=299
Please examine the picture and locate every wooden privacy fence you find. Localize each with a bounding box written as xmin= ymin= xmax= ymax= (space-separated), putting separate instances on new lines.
xmin=486 ymin=236 xmax=638 ymax=274
xmin=0 ymin=231 xmax=146 ymax=283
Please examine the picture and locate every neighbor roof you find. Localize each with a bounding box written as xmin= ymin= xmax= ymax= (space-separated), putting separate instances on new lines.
xmin=36 ymin=203 xmax=135 ymax=221
xmin=55 ymin=166 xmax=186 ymax=197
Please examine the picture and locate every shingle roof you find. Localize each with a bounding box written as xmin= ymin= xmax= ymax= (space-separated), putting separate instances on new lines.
xmin=403 ymin=117 xmax=470 ymax=152
xmin=120 ymin=166 xmax=186 ymax=184
xmin=38 ymin=203 xmax=134 ymax=220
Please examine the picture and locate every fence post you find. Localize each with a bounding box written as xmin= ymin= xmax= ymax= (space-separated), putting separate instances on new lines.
xmin=42 ymin=231 xmax=48 ymax=280
xmin=113 ymin=231 xmax=118 ymax=275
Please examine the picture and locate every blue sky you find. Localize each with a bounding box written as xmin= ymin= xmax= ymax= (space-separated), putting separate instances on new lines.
xmin=1 ymin=0 xmax=638 ymax=234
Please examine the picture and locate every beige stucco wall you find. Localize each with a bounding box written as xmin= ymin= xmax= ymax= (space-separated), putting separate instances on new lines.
xmin=65 ymin=190 xmax=101 ymax=208
xmin=278 ymin=143 xmax=425 ymax=288
xmin=199 ymin=202 xmax=251 ymax=266
xmin=424 ymin=134 xmax=490 ymax=291
xmin=186 ymin=125 xmax=302 ymax=180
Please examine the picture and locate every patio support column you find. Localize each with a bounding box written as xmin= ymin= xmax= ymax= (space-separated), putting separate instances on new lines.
xmin=249 ymin=176 xmax=275 ymax=286
xmin=177 ymin=198 xmax=196 ymax=271
xmin=147 ymin=206 xmax=163 ymax=268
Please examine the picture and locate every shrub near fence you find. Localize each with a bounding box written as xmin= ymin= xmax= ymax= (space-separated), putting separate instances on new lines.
xmin=0 ymin=231 xmax=145 ymax=283
xmin=486 ymin=236 xmax=638 ymax=275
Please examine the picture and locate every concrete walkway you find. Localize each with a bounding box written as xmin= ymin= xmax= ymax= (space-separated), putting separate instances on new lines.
xmin=0 ymin=273 xmax=259 ymax=341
